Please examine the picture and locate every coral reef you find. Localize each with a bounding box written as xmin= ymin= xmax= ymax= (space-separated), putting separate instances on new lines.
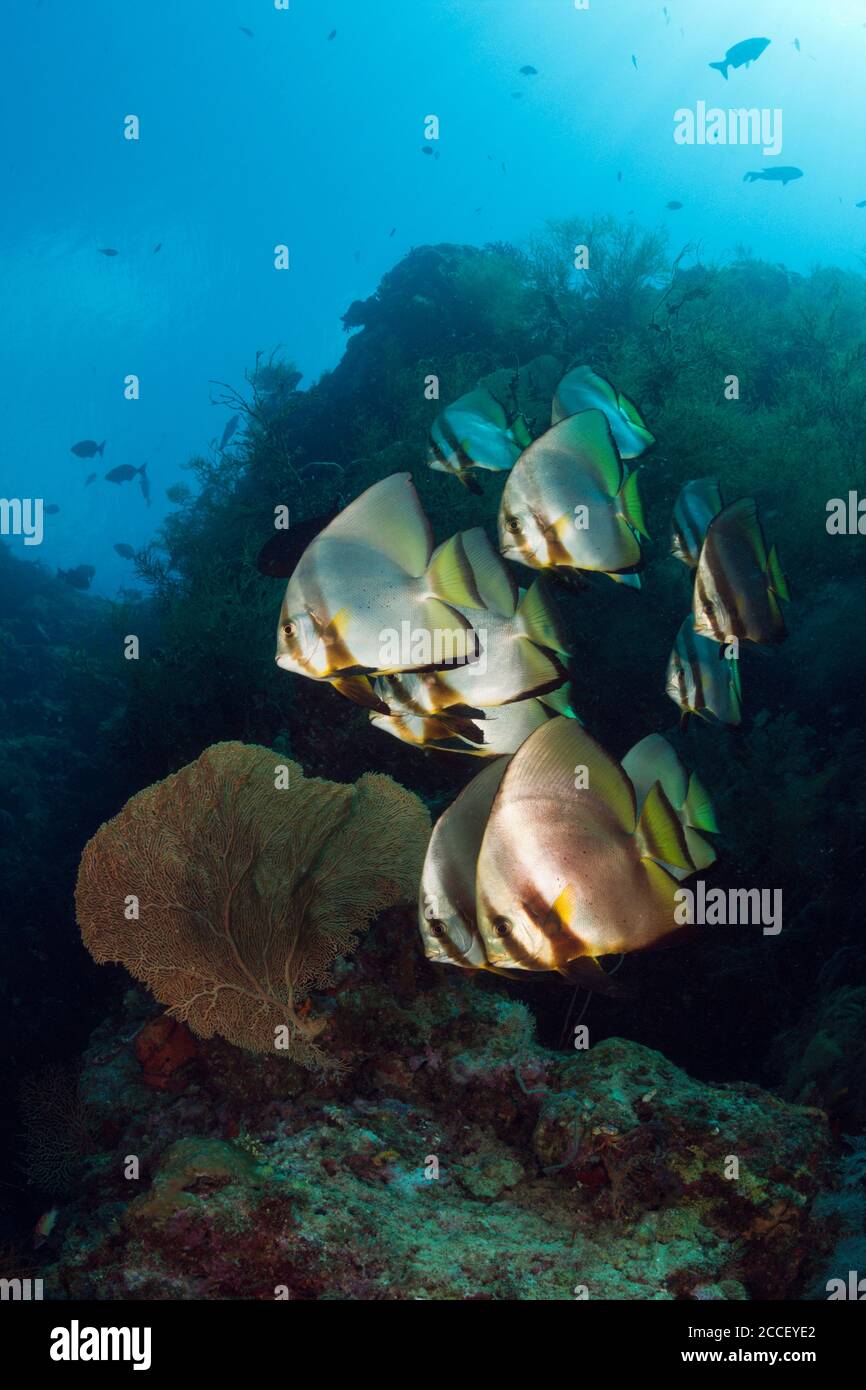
xmin=42 ymin=918 xmax=834 ymax=1300
xmin=76 ymin=742 xmax=430 ymax=1069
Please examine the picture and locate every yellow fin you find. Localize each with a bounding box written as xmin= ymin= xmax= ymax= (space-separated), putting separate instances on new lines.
xmin=551 ymin=411 xmax=624 ymax=494
xmin=766 ymin=543 xmax=790 ymax=601
xmin=544 ymin=883 xmax=578 ymax=932
xmin=685 ymin=826 xmax=717 ymax=872
xmin=641 ymin=857 xmax=680 ymax=914
xmin=460 ymin=527 xmax=517 ymax=616
xmin=426 ymin=533 xmax=483 ymax=609
xmin=618 ymin=469 xmax=650 ymax=539
xmin=684 ymin=772 xmax=719 ymax=834
xmin=516 ymin=579 xmax=571 ymax=656
xmin=636 ymin=781 xmax=694 ymax=872
xmin=329 ymin=674 xmax=389 ymax=713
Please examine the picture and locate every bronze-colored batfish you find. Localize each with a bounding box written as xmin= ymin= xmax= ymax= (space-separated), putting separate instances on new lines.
xmin=671 ymin=477 xmax=724 ymax=568
xmin=428 ymin=387 xmax=530 ymax=488
xmin=621 ymin=733 xmax=718 ymax=877
xmin=275 ymin=474 xmax=482 ymax=679
xmin=693 ymin=498 xmax=789 ymax=645
xmin=551 ymin=366 xmax=655 ymax=460
xmin=665 ymin=616 xmax=742 ymax=726
xmin=498 ymin=410 xmax=647 ymax=585
xmin=418 ymin=758 xmax=511 ymax=968
xmin=475 ymin=718 xmax=700 ymax=975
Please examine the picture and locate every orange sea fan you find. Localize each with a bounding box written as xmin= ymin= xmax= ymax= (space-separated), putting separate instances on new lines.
xmin=75 ymin=742 xmax=431 ymax=1070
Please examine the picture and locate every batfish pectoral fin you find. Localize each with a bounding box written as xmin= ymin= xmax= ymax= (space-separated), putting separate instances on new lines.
xmin=556 ymin=955 xmax=629 ymax=998
xmin=329 ymin=675 xmax=390 ymax=715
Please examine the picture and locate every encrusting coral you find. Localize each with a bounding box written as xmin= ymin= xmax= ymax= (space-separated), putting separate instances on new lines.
xmin=75 ymin=741 xmax=430 ymax=1070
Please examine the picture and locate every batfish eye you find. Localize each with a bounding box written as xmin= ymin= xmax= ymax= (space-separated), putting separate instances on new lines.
xmin=282 ymin=620 xmax=297 ymax=639
xmin=429 ymin=920 xmax=447 ymax=938
xmin=493 ymin=916 xmax=511 ymax=937
xmin=505 ymin=516 xmax=522 ymax=534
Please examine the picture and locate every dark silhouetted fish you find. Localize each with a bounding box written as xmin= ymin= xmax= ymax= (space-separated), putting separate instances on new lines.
xmin=153 ymin=242 xmax=162 ymax=253
xmin=105 ymin=462 xmax=147 ymax=485
xmin=631 ymin=54 xmax=637 ymax=69
xmin=58 ymin=564 xmax=95 ymax=590
xmin=71 ymin=439 xmax=105 ymax=458
xmin=389 ymin=227 xmax=396 ymax=237
xmin=98 ymin=248 xmax=118 ymax=257
xmin=114 ymin=543 xmax=135 ymax=559
xmin=328 ymin=29 xmax=337 ymax=40
xmin=743 ymin=166 xmax=803 ymax=185
xmin=256 ymin=508 xmax=341 ymax=579
xmin=44 ymin=504 xmax=60 ymax=515
xmin=84 ymin=472 xmax=97 ymax=486
xmin=239 ymin=27 xmax=253 ymax=38
xmin=666 ymin=200 xmax=683 ymax=210
xmin=709 ymin=37 xmax=770 ymax=79
xmin=856 ymin=200 xmax=866 ymax=208
xmin=519 ymin=65 xmax=538 ymax=75
xmin=219 ymin=414 xmax=240 ymax=450
xmin=139 ymin=466 xmax=151 ymax=506
xmin=421 ymin=146 xmax=433 ymax=156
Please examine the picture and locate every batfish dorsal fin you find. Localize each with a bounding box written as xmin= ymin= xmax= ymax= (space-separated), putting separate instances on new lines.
xmin=501 ymin=716 xmax=636 ymax=831
xmin=321 ymin=473 xmax=433 ymax=576
xmin=549 ymin=409 xmax=624 ymax=496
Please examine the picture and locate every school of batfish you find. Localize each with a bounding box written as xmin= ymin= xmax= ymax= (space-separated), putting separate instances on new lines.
xmin=271 ymin=364 xmax=790 ymax=979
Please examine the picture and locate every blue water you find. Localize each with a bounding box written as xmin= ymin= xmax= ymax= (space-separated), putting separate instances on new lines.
xmin=2 ymin=0 xmax=864 ymax=591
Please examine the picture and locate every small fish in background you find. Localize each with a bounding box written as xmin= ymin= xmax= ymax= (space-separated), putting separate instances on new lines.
xmin=617 ymin=170 xmax=622 ymax=182
xmin=421 ymin=146 xmax=433 ymax=156
xmin=43 ymin=504 xmax=60 ymax=515
xmin=671 ymin=477 xmax=724 ymax=567
xmin=474 ymin=718 xmax=709 ymax=978
xmin=499 ymin=410 xmax=647 ymax=585
xmin=58 ymin=564 xmax=95 ymax=590
xmin=631 ymin=54 xmax=638 ymax=69
xmin=389 ymin=226 xmax=396 ymax=237
xmin=218 ymin=414 xmax=240 ymax=450
xmin=239 ymin=26 xmax=253 ymax=39
xmin=275 ymin=474 xmax=486 ymax=680
xmin=693 ymin=497 xmax=789 ymax=645
xmin=327 ymin=29 xmax=337 ymax=40
xmin=856 ymin=200 xmax=866 ymax=209
xmin=662 ymin=5 xmax=670 ymax=24
xmin=551 ymin=365 xmax=655 ymax=460
xmin=793 ymin=38 xmax=800 ymax=53
xmin=114 ymin=543 xmax=136 ymax=559
xmin=519 ymin=64 xmax=538 ymax=76
xmin=353 ymin=249 xmax=361 ymax=261
xmin=743 ymin=166 xmax=803 ymax=186
xmin=511 ymin=91 xmax=523 ymax=99
xmin=105 ymin=462 xmax=147 ymax=486
xmin=666 ymin=200 xmax=683 ymax=210
xmin=709 ymin=37 xmax=770 ymax=79
xmin=98 ymin=247 xmax=118 ymax=257
xmin=139 ymin=467 xmax=151 ymax=506
xmin=71 ymin=439 xmax=105 ymax=458
xmin=152 ymin=242 xmax=162 ymax=254
xmin=84 ymin=472 xmax=97 ymax=486
xmin=666 ymin=616 xmax=743 ymax=728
